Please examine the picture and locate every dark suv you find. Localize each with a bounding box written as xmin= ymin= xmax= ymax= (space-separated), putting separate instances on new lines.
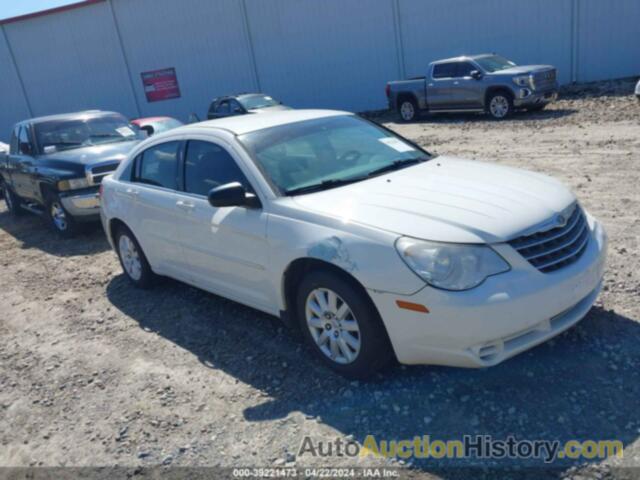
xmin=207 ymin=93 xmax=290 ymax=120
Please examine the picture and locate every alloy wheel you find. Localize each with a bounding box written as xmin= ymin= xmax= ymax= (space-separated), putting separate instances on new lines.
xmin=400 ymin=101 xmax=415 ymax=121
xmin=305 ymin=288 xmax=361 ymax=364
xmin=50 ymin=202 xmax=68 ymax=231
xmin=490 ymin=95 xmax=509 ymax=118
xmin=118 ymin=234 xmax=142 ymax=281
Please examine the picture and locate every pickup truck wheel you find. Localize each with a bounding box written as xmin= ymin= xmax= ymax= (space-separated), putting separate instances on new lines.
xmin=45 ymin=194 xmax=78 ymax=238
xmin=487 ymin=92 xmax=513 ymax=119
xmin=296 ymin=270 xmax=393 ymax=379
xmin=399 ymin=99 xmax=418 ymax=122
xmin=1 ymin=180 xmax=25 ymax=216
xmin=115 ymin=226 xmax=156 ymax=288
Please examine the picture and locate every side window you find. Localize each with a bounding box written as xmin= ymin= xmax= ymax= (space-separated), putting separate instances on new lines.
xmin=9 ymin=126 xmax=19 ymax=154
xmin=119 ymin=156 xmax=136 ymax=182
xmin=230 ymin=100 xmax=244 ymax=114
xmin=216 ymin=100 xmax=230 ymax=114
xmin=456 ymin=62 xmax=476 ymax=78
xmin=18 ymin=126 xmax=32 ymax=155
xmin=433 ymin=63 xmax=457 ymax=79
xmin=135 ymin=141 xmax=180 ymax=189
xmin=184 ymin=140 xmax=250 ymax=196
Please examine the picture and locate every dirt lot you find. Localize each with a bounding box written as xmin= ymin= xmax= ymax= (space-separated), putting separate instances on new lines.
xmin=1 ymin=79 xmax=639 ymax=479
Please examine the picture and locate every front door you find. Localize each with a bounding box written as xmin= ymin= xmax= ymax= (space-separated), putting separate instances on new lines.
xmin=427 ymin=62 xmax=458 ymax=110
xmin=174 ymin=139 xmax=271 ymax=310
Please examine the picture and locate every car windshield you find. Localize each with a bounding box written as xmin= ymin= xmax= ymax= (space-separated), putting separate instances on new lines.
xmin=238 ymin=94 xmax=280 ymax=110
xmin=238 ymin=115 xmax=433 ymax=195
xmin=474 ymin=55 xmax=516 ymax=73
xmin=34 ymin=114 xmax=143 ymax=153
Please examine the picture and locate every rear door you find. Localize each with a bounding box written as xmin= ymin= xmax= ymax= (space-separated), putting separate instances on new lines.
xmin=11 ymin=125 xmax=38 ymax=200
xmin=173 ymin=138 xmax=271 ymax=310
xmin=126 ymin=140 xmax=189 ymax=279
xmin=427 ymin=62 xmax=457 ymax=110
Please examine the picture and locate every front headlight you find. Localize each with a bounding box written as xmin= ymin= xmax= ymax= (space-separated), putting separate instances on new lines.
xmin=58 ymin=177 xmax=90 ymax=191
xmin=395 ymin=237 xmax=510 ymax=291
xmin=513 ymin=75 xmax=533 ymax=88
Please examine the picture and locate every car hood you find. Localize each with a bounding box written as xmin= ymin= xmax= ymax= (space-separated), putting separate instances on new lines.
xmin=489 ymin=65 xmax=555 ymax=76
xmin=291 ymin=157 xmax=576 ymax=244
xmin=38 ymin=140 xmax=140 ymax=165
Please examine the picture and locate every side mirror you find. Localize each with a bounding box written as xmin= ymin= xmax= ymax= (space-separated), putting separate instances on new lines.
xmin=208 ymin=182 xmax=261 ymax=209
xmin=470 ymin=70 xmax=483 ymax=80
xmin=141 ymin=125 xmax=154 ymax=137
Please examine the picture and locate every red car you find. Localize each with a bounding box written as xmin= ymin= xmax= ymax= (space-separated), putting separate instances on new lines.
xmin=131 ymin=116 xmax=183 ymax=137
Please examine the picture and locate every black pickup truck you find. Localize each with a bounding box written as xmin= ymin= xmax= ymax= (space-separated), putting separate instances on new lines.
xmin=0 ymin=110 xmax=142 ymax=237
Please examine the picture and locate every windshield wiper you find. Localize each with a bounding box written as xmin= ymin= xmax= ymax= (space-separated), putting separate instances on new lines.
xmin=366 ymin=157 xmax=429 ymax=178
xmin=285 ymin=177 xmax=366 ymax=196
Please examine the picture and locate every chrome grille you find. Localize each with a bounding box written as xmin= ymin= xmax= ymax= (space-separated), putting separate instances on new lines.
xmin=532 ymin=69 xmax=557 ymax=91
xmin=508 ymin=205 xmax=589 ymax=273
xmin=86 ymin=161 xmax=120 ymax=185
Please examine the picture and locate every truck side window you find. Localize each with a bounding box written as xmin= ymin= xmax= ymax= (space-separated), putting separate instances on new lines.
xmin=456 ymin=62 xmax=476 ymax=78
xmin=433 ymin=63 xmax=456 ymax=79
xmin=18 ymin=126 xmax=32 ymax=155
xmin=9 ymin=126 xmax=19 ymax=154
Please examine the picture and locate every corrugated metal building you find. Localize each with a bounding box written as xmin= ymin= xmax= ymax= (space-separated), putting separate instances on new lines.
xmin=0 ymin=0 xmax=638 ymax=139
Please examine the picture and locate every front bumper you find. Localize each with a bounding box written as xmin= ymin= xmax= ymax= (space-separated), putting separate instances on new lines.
xmin=514 ymin=88 xmax=558 ymax=107
xmin=369 ymin=215 xmax=607 ymax=367
xmin=60 ymin=188 xmax=100 ymax=219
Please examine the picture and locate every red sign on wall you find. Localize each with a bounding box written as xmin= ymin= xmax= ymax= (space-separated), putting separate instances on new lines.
xmin=141 ymin=67 xmax=181 ymax=102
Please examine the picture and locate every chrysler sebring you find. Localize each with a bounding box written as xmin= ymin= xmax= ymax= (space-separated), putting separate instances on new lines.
xmin=99 ymin=110 xmax=607 ymax=378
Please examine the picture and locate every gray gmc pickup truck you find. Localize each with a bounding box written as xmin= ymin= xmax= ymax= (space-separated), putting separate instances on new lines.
xmin=386 ymin=54 xmax=559 ymax=121
xmin=0 ymin=110 xmax=142 ymax=237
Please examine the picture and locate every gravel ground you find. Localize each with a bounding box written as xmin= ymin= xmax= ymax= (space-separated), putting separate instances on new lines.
xmin=1 ymin=78 xmax=639 ymax=479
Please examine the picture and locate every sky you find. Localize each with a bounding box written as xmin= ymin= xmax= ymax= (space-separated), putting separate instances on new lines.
xmin=0 ymin=0 xmax=79 ymax=21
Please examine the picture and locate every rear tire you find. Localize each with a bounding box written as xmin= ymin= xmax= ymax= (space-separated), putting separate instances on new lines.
xmin=44 ymin=192 xmax=78 ymax=238
xmin=1 ymin=179 xmax=24 ymax=216
xmin=296 ymin=270 xmax=394 ymax=379
xmin=114 ymin=225 xmax=157 ymax=289
xmin=487 ymin=91 xmax=513 ymax=119
xmin=398 ymin=98 xmax=418 ymax=122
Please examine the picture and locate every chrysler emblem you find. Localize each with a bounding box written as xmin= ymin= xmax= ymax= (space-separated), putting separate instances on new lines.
xmin=555 ymin=214 xmax=567 ymax=228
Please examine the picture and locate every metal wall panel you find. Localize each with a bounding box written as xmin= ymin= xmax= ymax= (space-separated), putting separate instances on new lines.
xmin=3 ymin=1 xmax=137 ymax=119
xmin=398 ymin=0 xmax=574 ymax=84
xmin=0 ymin=28 xmax=31 ymax=141
xmin=244 ymin=0 xmax=400 ymax=112
xmin=111 ymin=0 xmax=258 ymax=121
xmin=577 ymin=0 xmax=640 ymax=82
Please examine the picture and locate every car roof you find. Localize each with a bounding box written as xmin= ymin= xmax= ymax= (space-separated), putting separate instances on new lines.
xmin=24 ymin=110 xmax=122 ymax=126
xmin=131 ymin=116 xmax=175 ymax=124
xmin=177 ymin=109 xmax=350 ymax=135
xmin=432 ymin=53 xmax=495 ymax=64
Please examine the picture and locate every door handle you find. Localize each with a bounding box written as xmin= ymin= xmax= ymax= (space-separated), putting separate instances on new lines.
xmin=124 ymin=187 xmax=139 ymax=197
xmin=176 ymin=200 xmax=195 ymax=210
xmin=453 ymin=81 xmax=460 ymax=85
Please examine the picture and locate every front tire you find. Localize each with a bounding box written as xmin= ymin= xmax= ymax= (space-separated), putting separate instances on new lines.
xmin=114 ymin=226 xmax=156 ymax=288
xmin=45 ymin=193 xmax=78 ymax=237
xmin=1 ymin=180 xmax=24 ymax=216
xmin=487 ymin=91 xmax=513 ymax=119
xmin=398 ymin=98 xmax=418 ymax=122
xmin=296 ymin=270 xmax=393 ymax=379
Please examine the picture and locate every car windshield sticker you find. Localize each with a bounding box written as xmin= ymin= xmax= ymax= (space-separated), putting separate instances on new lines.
xmin=116 ymin=126 xmax=136 ymax=137
xmin=379 ymin=137 xmax=416 ymax=152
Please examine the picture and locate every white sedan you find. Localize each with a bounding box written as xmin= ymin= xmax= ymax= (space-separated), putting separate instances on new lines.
xmin=99 ymin=110 xmax=607 ymax=378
